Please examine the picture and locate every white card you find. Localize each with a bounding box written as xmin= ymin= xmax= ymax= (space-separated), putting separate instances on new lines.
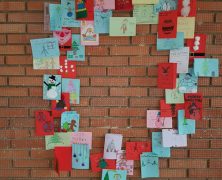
xmin=162 ymin=129 xmax=187 ymax=147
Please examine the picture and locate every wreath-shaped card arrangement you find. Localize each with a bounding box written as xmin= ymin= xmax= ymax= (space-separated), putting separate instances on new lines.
xmin=31 ymin=0 xmax=219 ymax=179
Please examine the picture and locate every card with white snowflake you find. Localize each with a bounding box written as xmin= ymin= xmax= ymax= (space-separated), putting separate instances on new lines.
xmin=58 ymin=56 xmax=76 ymax=78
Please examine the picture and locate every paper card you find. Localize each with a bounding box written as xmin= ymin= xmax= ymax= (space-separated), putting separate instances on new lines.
xmin=104 ymin=0 xmax=115 ymax=9
xmin=94 ymin=9 xmax=112 ymax=34
xmin=132 ymin=0 xmax=159 ymax=4
xmin=62 ymin=78 xmax=80 ymax=104
xmin=184 ymin=93 xmax=203 ymax=121
xmin=58 ymin=56 xmax=76 ymax=78
xmin=126 ymin=142 xmax=151 ymax=160
xmin=90 ymin=153 xmax=116 ymax=172
xmin=102 ymin=169 xmax=127 ymax=180
xmin=53 ymin=28 xmax=72 ymax=51
xmin=178 ymin=110 xmax=195 ymax=135
xmin=61 ymin=0 xmax=80 ymax=27
xmin=169 ymin=47 xmax=189 ymax=73
xmin=61 ymin=111 xmax=79 ymax=132
xmin=71 ymin=132 xmax=92 ymax=149
xmin=43 ymin=75 xmax=61 ymax=100
xmin=109 ymin=17 xmax=136 ymax=36
xmin=147 ymin=110 xmax=172 ymax=128
xmin=49 ymin=4 xmax=62 ymax=31
xmin=152 ymin=132 xmax=170 ymax=157
xmin=157 ymin=32 xmax=184 ymax=51
xmin=157 ymin=63 xmax=177 ymax=89
xmin=158 ymin=10 xmax=177 ymax=38
xmin=72 ymin=144 xmax=90 ymax=169
xmin=54 ymin=147 xmax=72 ymax=173
xmin=67 ymin=34 xmax=85 ymax=61
xmin=178 ymin=68 xmax=198 ymax=93
xmin=162 ymin=129 xmax=187 ymax=147
xmin=194 ymin=58 xmax=219 ymax=77
xmin=103 ymin=134 xmax=123 ymax=159
xmin=115 ymin=0 xmax=133 ymax=11
xmin=35 ymin=110 xmax=54 ymax=136
xmin=160 ymin=99 xmax=184 ymax=117
xmin=177 ymin=17 xmax=195 ymax=39
xmin=95 ymin=0 xmax=115 ymax=10
xmin=140 ymin=152 xmax=159 ymax=178
xmin=186 ymin=34 xmax=206 ymax=54
xmin=51 ymin=93 xmax=70 ymax=118
xmin=165 ymin=79 xmax=184 ymax=104
xmin=45 ymin=132 xmax=72 ymax=150
xmin=178 ymin=0 xmax=196 ymax=17
xmin=133 ymin=5 xmax=158 ymax=24
xmin=116 ymin=150 xmax=134 ymax=175
xmin=75 ymin=0 xmax=94 ymax=20
xmin=154 ymin=0 xmax=178 ymax=13
xmin=33 ymin=57 xmax=60 ymax=70
xmin=44 ymin=3 xmax=50 ymax=32
xmin=80 ymin=21 xmax=99 ymax=46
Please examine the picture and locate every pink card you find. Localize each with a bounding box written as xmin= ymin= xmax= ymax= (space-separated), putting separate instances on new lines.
xmin=71 ymin=132 xmax=92 ymax=149
xmin=116 ymin=150 xmax=134 ymax=175
xmin=147 ymin=110 xmax=172 ymax=128
xmin=95 ymin=0 xmax=115 ymax=10
xmin=53 ymin=28 xmax=72 ymax=51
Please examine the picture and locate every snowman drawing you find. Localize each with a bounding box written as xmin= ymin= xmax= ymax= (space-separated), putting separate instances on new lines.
xmin=44 ymin=75 xmax=61 ymax=99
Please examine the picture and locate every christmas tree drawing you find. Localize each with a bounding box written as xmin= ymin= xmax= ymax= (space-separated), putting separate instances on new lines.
xmin=72 ymin=40 xmax=79 ymax=55
xmin=104 ymin=171 xmax=109 ymax=180
xmin=47 ymin=133 xmax=64 ymax=146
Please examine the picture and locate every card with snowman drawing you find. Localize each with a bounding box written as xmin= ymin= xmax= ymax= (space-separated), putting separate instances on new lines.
xmin=43 ymin=74 xmax=61 ymax=100
xmin=103 ymin=134 xmax=123 ymax=159
xmin=53 ymin=28 xmax=72 ymax=51
xmin=177 ymin=0 xmax=196 ymax=17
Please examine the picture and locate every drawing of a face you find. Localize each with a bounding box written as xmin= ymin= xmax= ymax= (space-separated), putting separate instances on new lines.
xmin=54 ymin=28 xmax=71 ymax=46
xmin=162 ymin=19 xmax=174 ymax=34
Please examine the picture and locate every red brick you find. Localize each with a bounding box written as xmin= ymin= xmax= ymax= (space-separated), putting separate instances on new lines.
xmin=190 ymin=150 xmax=222 ymax=158
xmin=110 ymin=87 xmax=147 ymax=97
xmin=0 ymin=45 xmax=25 ymax=54
xmin=111 ymin=128 xmax=148 ymax=137
xmin=206 ymin=45 xmax=222 ymax=55
xmin=0 ymin=150 xmax=29 ymax=159
xmin=81 ymin=87 xmax=108 ymax=97
xmin=130 ymin=97 xmax=159 ymax=107
xmin=215 ymin=35 xmax=222 ymax=44
xmin=74 ymin=107 xmax=108 ymax=117
xmin=77 ymin=67 xmax=106 ymax=76
xmin=209 ymin=160 xmax=222 ymax=168
xmin=110 ymin=46 xmax=149 ymax=55
xmin=136 ymin=24 xmax=150 ymax=34
xmin=131 ymin=77 xmax=157 ymax=86
xmin=0 ymin=2 xmax=25 ymax=11
xmin=0 ymin=108 xmax=28 ymax=117
xmin=91 ymin=118 xmax=128 ymax=127
xmin=132 ymin=35 xmax=156 ymax=45
xmin=10 ymin=118 xmax=35 ymax=128
xmin=100 ymin=36 xmax=130 ymax=45
xmin=108 ymin=67 xmax=146 ymax=76
xmin=149 ymin=88 xmax=164 ymax=97
xmin=171 ymin=149 xmax=188 ymax=158
xmin=31 ymin=169 xmax=68 ymax=178
xmin=31 ymin=150 xmax=54 ymax=159
xmin=91 ymin=77 xmax=128 ymax=86
xmin=11 ymin=139 xmax=44 ymax=149
xmin=0 ymin=13 xmax=6 ymax=22
xmin=7 ymin=34 xmax=48 ymax=44
xmin=0 ymin=129 xmax=29 ymax=139
xmin=27 ymin=24 xmax=45 ymax=34
xmin=130 ymin=118 xmax=146 ymax=127
xmin=85 ymin=47 xmax=109 ymax=56
xmin=0 ymin=160 xmax=12 ymax=168
xmin=196 ymin=23 xmax=222 ymax=33
xmin=0 ymin=169 xmax=29 ymax=178
xmin=8 ymin=13 xmax=43 ymax=23
xmin=0 ymin=35 xmax=6 ymax=44
xmin=9 ymin=97 xmax=49 ymax=108
xmin=0 ymin=140 xmax=10 ymax=149
xmin=189 ymin=169 xmax=222 ymax=178
xmin=110 ymin=108 xmax=146 ymax=117
xmin=27 ymin=2 xmax=44 ymax=11
xmin=0 ymin=67 xmax=25 ymax=75
xmin=211 ymin=140 xmax=222 ymax=148
xmin=29 ymin=87 xmax=42 ymax=97
xmin=6 ymin=55 xmax=32 ymax=65
xmin=0 ymin=118 xmax=9 ymax=128
xmin=0 ymin=87 xmax=28 ymax=97
xmin=0 ymin=24 xmax=26 ymax=33
xmin=14 ymin=159 xmax=50 ymax=168
xmin=191 ymin=129 xmax=222 ymax=139
xmin=91 ymin=97 xmax=128 ymax=106
xmin=211 ymin=119 xmax=222 ymax=128
xmin=9 ymin=77 xmax=42 ymax=86
xmin=26 ymin=67 xmax=57 ymax=76
xmin=197 ymin=2 xmax=222 ymax=11
xmin=151 ymin=46 xmax=169 ymax=55
xmin=0 ymin=77 xmax=7 ymax=86
xmin=160 ymin=169 xmax=187 ymax=178
xmin=129 ymin=56 xmax=168 ymax=66
xmin=197 ymin=13 xmax=214 ymax=22
xmin=90 ymin=56 xmax=128 ymax=66
xmin=169 ymin=159 xmax=207 ymax=168
xmin=0 ymin=97 xmax=8 ymax=107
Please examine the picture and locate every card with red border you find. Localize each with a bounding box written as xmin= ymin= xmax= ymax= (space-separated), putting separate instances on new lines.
xmin=115 ymin=0 xmax=133 ymax=11
xmin=35 ymin=110 xmax=54 ymax=136
xmin=58 ymin=56 xmax=76 ymax=78
xmin=53 ymin=28 xmax=72 ymax=51
xmin=187 ymin=34 xmax=206 ymax=54
xmin=178 ymin=0 xmax=197 ymax=17
xmin=158 ymin=10 xmax=178 ymax=39
xmin=75 ymin=0 xmax=94 ymax=20
xmin=126 ymin=142 xmax=151 ymax=160
xmin=160 ymin=99 xmax=185 ymax=117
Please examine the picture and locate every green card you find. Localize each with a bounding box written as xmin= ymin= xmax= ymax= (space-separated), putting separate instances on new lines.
xmin=109 ymin=17 xmax=136 ymax=36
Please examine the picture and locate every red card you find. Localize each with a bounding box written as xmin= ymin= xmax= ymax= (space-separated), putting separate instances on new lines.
xmin=158 ymin=10 xmax=178 ymax=38
xmin=35 ymin=110 xmax=54 ymax=136
xmin=51 ymin=93 xmax=70 ymax=118
xmin=90 ymin=153 xmax=116 ymax=172
xmin=115 ymin=0 xmax=133 ymax=11
xmin=187 ymin=34 xmax=206 ymax=54
xmin=157 ymin=63 xmax=177 ymax=89
xmin=58 ymin=56 xmax=76 ymax=78
xmin=54 ymin=147 xmax=72 ymax=174
xmin=178 ymin=0 xmax=197 ymax=17
xmin=184 ymin=93 xmax=203 ymax=121
xmin=53 ymin=28 xmax=72 ymax=51
xmin=75 ymin=0 xmax=94 ymax=20
xmin=160 ymin=99 xmax=185 ymax=117
xmin=126 ymin=142 xmax=151 ymax=160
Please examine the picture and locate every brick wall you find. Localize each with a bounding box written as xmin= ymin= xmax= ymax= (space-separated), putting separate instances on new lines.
xmin=0 ymin=0 xmax=222 ymax=179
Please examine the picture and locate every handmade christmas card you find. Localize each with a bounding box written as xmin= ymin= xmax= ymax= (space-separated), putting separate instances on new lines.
xmin=43 ymin=75 xmax=61 ymax=100
xmin=58 ymin=56 xmax=77 ymax=78
xmin=49 ymin=4 xmax=62 ymax=31
xmin=177 ymin=17 xmax=195 ymax=39
xmin=71 ymin=132 xmax=92 ymax=149
xmin=132 ymin=0 xmax=159 ymax=4
xmin=178 ymin=110 xmax=196 ymax=135
xmin=72 ymin=144 xmax=90 ymax=169
xmin=94 ymin=10 xmax=112 ymax=34
xmin=53 ymin=28 xmax=72 ymax=51
xmin=115 ymin=0 xmax=133 ymax=11
xmin=154 ymin=0 xmax=178 ymax=13
xmin=116 ymin=150 xmax=134 ymax=175
xmin=147 ymin=110 xmax=172 ymax=128
xmin=102 ymin=169 xmax=127 ymax=180
xmin=160 ymin=99 xmax=184 ymax=117
xmin=177 ymin=0 xmax=196 ymax=17
xmin=75 ymin=0 xmax=94 ymax=20
xmin=186 ymin=34 xmax=206 ymax=55
xmin=162 ymin=129 xmax=187 ymax=147
xmin=61 ymin=111 xmax=79 ymax=132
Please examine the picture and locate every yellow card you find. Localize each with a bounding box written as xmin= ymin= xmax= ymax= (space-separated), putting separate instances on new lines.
xmin=177 ymin=17 xmax=195 ymax=39
xmin=132 ymin=0 xmax=159 ymax=4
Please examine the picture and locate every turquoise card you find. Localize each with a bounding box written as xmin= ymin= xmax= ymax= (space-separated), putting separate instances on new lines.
xmin=49 ymin=4 xmax=62 ymax=31
xmin=62 ymin=78 xmax=80 ymax=104
xmin=72 ymin=144 xmax=89 ymax=169
xmin=102 ymin=169 xmax=127 ymax=180
xmin=194 ymin=58 xmax=219 ymax=77
xmin=179 ymin=68 xmax=198 ymax=93
xmin=67 ymin=34 xmax=85 ymax=61
xmin=152 ymin=132 xmax=170 ymax=157
xmin=157 ymin=32 xmax=184 ymax=51
xmin=30 ymin=38 xmax=60 ymax=59
xmin=61 ymin=0 xmax=80 ymax=27
xmin=61 ymin=111 xmax=79 ymax=132
xmin=178 ymin=110 xmax=195 ymax=135
xmin=43 ymin=75 xmax=61 ymax=100
xmin=94 ymin=9 xmax=112 ymax=34
xmin=154 ymin=0 xmax=178 ymax=13
xmin=140 ymin=152 xmax=159 ymax=178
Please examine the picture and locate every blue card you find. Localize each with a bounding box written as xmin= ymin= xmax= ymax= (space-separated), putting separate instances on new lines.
xmin=61 ymin=111 xmax=79 ymax=132
xmin=49 ymin=4 xmax=62 ymax=31
xmin=43 ymin=75 xmax=61 ymax=100
xmin=152 ymin=132 xmax=171 ymax=157
xmin=140 ymin=152 xmax=159 ymax=178
xmin=94 ymin=9 xmax=112 ymax=34
xmin=67 ymin=34 xmax=85 ymax=61
xmin=194 ymin=58 xmax=219 ymax=77
xmin=61 ymin=0 xmax=80 ymax=27
xmin=178 ymin=110 xmax=195 ymax=135
xmin=157 ymin=32 xmax=184 ymax=51
xmin=62 ymin=78 xmax=80 ymax=104
xmin=154 ymin=0 xmax=178 ymax=13
xmin=102 ymin=169 xmax=127 ymax=180
xmin=179 ymin=68 xmax=198 ymax=93
xmin=30 ymin=38 xmax=60 ymax=59
xmin=72 ymin=144 xmax=89 ymax=169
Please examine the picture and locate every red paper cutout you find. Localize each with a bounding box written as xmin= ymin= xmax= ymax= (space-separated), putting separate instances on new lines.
xmin=53 ymin=28 xmax=72 ymax=51
xmin=187 ymin=34 xmax=206 ymax=54
xmin=115 ymin=0 xmax=133 ymax=11
xmin=126 ymin=142 xmax=151 ymax=160
xmin=58 ymin=56 xmax=77 ymax=78
xmin=160 ymin=99 xmax=185 ymax=117
xmin=75 ymin=0 xmax=94 ymax=20
xmin=35 ymin=110 xmax=54 ymax=136
xmin=178 ymin=0 xmax=197 ymax=17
